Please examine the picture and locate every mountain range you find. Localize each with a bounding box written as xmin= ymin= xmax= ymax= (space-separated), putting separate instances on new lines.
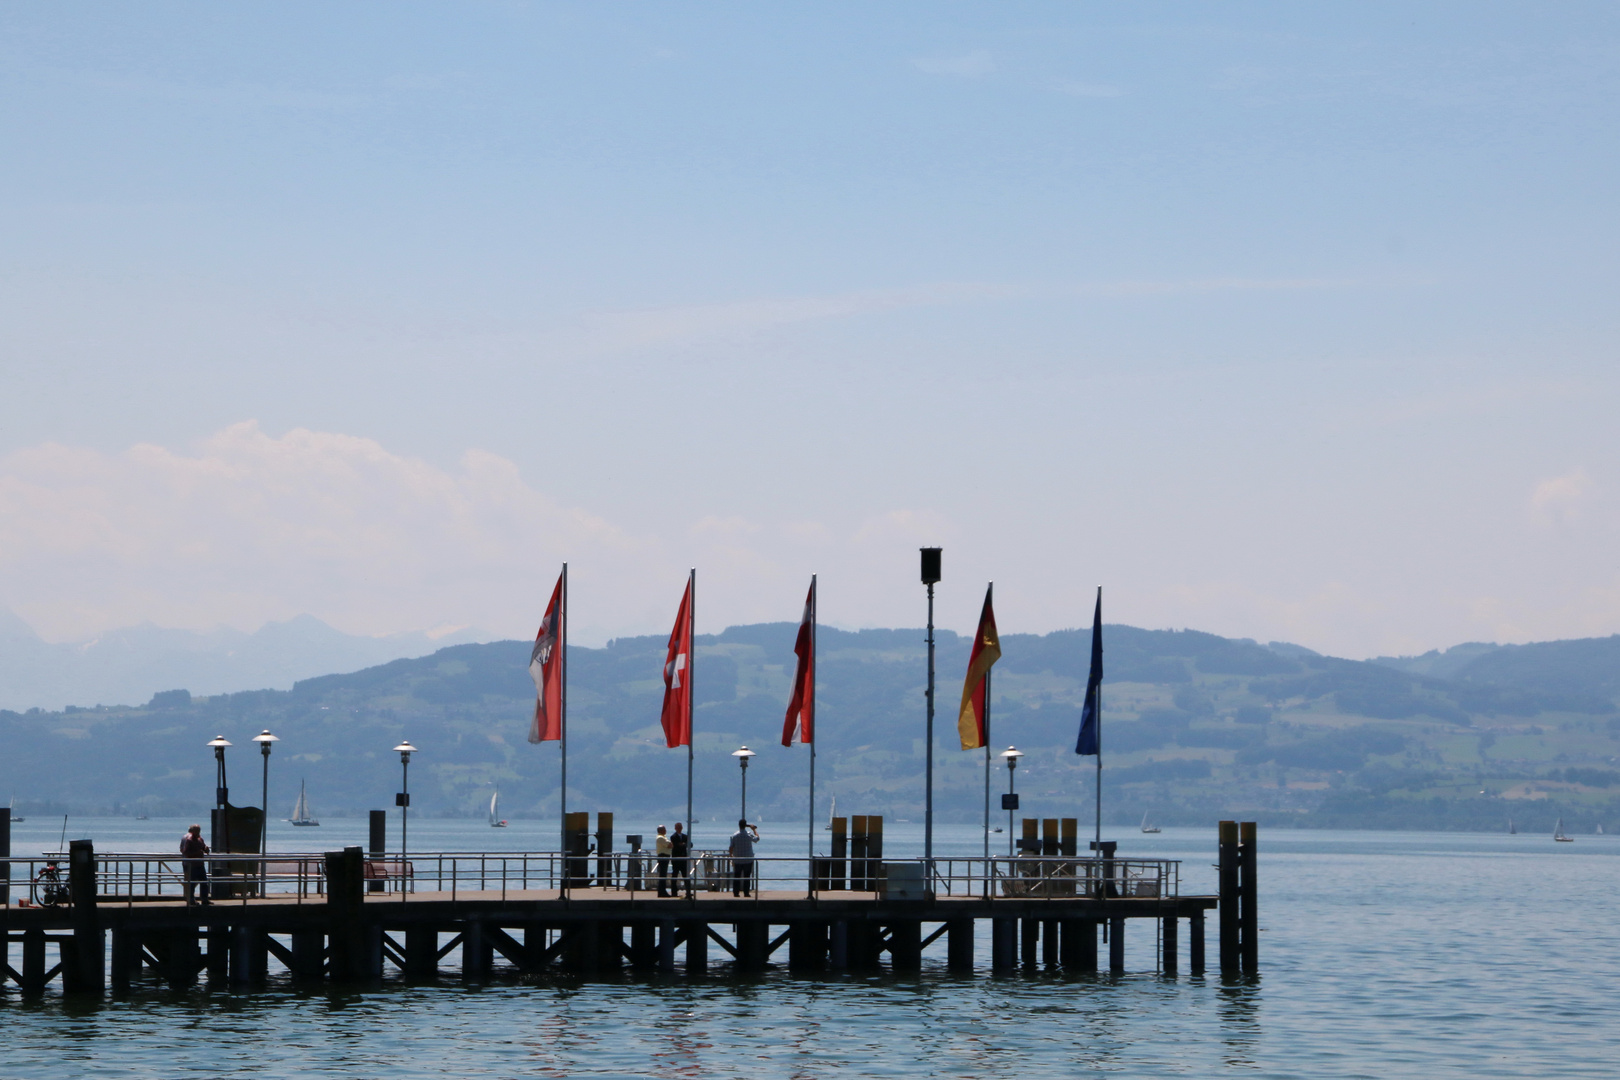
xmin=0 ymin=609 xmax=487 ymax=711
xmin=4 ymin=621 xmax=1618 ymax=833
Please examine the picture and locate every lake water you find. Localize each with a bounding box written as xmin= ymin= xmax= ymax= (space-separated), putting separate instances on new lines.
xmin=4 ymin=818 xmax=1617 ymax=1078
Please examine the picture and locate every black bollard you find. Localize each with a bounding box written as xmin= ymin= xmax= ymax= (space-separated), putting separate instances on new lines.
xmin=325 ymin=846 xmax=368 ymax=981
xmin=1239 ymin=821 xmax=1258 ymax=974
xmin=1218 ymin=820 xmax=1240 ymax=976
xmin=368 ymin=811 xmax=387 ymax=894
xmin=65 ymin=839 xmax=103 ymax=993
xmin=947 ymin=918 xmax=974 ymax=972
xmin=1189 ymin=909 xmax=1206 ymax=975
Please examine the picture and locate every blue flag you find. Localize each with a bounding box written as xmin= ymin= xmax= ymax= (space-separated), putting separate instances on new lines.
xmin=1075 ymin=588 xmax=1102 ymax=755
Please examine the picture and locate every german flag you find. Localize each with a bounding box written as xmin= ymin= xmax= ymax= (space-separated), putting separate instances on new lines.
xmin=957 ymin=583 xmax=1001 ymax=749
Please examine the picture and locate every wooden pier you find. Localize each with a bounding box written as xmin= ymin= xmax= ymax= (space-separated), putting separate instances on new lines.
xmin=1 ymin=821 xmax=1259 ymax=994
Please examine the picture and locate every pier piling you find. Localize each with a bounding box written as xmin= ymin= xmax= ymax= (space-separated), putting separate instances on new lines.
xmin=1217 ymin=820 xmax=1240 ymax=976
xmin=1239 ymin=821 xmax=1258 ymax=975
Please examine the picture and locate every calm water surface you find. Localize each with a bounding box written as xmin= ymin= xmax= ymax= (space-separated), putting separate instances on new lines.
xmin=4 ymin=819 xmax=1616 ymax=1078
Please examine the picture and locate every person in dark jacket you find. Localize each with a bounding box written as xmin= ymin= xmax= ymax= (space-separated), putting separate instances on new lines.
xmin=180 ymin=824 xmax=211 ymax=906
xmin=669 ymin=822 xmax=692 ymax=898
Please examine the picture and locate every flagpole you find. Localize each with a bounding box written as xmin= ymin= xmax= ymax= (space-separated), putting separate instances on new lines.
xmin=560 ymin=562 xmax=569 ymax=897
xmin=808 ymin=574 xmax=817 ymax=898
xmin=686 ymin=568 xmax=696 ymax=873
xmin=1094 ymin=591 xmax=1102 ymax=853
xmin=983 ymin=582 xmax=992 ymax=872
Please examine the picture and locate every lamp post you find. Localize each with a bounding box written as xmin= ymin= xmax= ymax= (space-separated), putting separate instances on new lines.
xmin=731 ymin=745 xmax=757 ymax=823
xmin=251 ymin=729 xmax=278 ymax=891
xmin=1000 ymin=746 xmax=1023 ymax=857
xmin=920 ymin=547 xmax=942 ymax=879
xmin=394 ymin=741 xmax=416 ymax=889
xmin=207 ymin=735 xmax=231 ymax=853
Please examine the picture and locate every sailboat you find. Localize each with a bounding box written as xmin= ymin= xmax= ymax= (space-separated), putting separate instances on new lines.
xmin=288 ymin=780 xmax=319 ymax=826
xmin=1140 ymin=811 xmax=1161 ymax=834
xmin=489 ymin=789 xmax=508 ymax=828
xmin=823 ymin=795 xmax=836 ymax=831
xmin=1554 ymin=818 xmax=1574 ymax=842
xmin=8 ymin=795 xmax=23 ymax=824
xmin=1598 ymin=823 xmax=1605 ymax=835
xmin=1508 ymin=818 xmax=1516 ymax=835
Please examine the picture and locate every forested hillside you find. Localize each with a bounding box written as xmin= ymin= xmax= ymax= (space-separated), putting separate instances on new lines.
xmin=4 ymin=625 xmax=1618 ymax=832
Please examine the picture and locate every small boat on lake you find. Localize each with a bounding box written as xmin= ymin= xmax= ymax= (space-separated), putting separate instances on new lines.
xmin=1554 ymin=818 xmax=1573 ymax=842
xmin=8 ymin=795 xmax=23 ymax=823
xmin=288 ymin=780 xmax=320 ymax=826
xmin=1141 ymin=811 xmax=1161 ymax=834
xmin=824 ymin=795 xmax=836 ymax=831
xmin=489 ymin=789 xmax=508 ymax=827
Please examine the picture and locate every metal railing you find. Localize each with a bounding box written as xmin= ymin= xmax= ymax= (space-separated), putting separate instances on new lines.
xmin=4 ymin=851 xmax=1182 ymax=907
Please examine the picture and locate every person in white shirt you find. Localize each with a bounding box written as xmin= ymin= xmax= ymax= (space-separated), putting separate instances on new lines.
xmin=728 ymin=819 xmax=759 ymax=896
xmin=654 ymin=825 xmax=672 ymax=897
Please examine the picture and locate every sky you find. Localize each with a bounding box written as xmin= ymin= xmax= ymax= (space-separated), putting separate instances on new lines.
xmin=2 ymin=3 xmax=1618 ymax=658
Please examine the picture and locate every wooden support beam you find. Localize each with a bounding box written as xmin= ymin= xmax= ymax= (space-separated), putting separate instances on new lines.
xmin=206 ymin=927 xmax=228 ymax=982
xmin=787 ymin=922 xmax=826 ymax=971
xmin=1162 ymin=915 xmax=1179 ymax=977
xmin=435 ymin=933 xmax=464 ymax=961
xmin=1189 ymin=909 xmax=1206 ymax=976
xmin=1020 ymin=918 xmax=1039 ymax=971
xmin=889 ymin=920 xmax=922 ymax=972
xmin=481 ymin=925 xmax=528 ymax=970
xmin=991 ymin=918 xmax=1015 ymax=974
xmin=1042 ymin=919 xmax=1059 ymax=969
xmin=683 ymin=921 xmax=708 ymax=975
xmin=735 ymin=921 xmax=770 ymax=972
xmin=110 ymin=928 xmax=136 ymax=992
xmin=828 ymin=920 xmax=848 ymax=969
xmin=630 ymin=922 xmax=657 ymax=969
xmin=462 ymin=920 xmax=492 ymax=980
xmin=706 ymin=924 xmax=740 ymax=959
xmin=1109 ymin=916 xmax=1125 ymax=974
xmin=265 ymin=934 xmax=298 ymax=971
xmin=658 ymin=920 xmax=677 ymax=973
xmin=291 ymin=931 xmax=326 ymax=979
xmin=946 ymin=919 xmax=974 ymax=972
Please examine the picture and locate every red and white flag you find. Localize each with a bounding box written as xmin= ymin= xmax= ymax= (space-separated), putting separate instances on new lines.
xmin=528 ymin=573 xmax=564 ymax=743
xmin=660 ymin=574 xmax=694 ymax=748
xmin=782 ymin=577 xmax=815 ymax=746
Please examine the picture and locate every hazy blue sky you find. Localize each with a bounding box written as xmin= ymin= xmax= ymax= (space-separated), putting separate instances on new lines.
xmin=2 ymin=3 xmax=1617 ymax=657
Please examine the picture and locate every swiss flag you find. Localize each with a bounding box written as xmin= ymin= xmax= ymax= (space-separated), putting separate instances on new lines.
xmin=781 ymin=577 xmax=815 ymax=746
xmin=660 ymin=574 xmax=694 ymax=748
xmin=528 ymin=573 xmax=564 ymax=743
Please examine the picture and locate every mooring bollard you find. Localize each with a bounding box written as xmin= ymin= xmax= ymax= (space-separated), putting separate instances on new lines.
xmin=1218 ymin=820 xmax=1240 ymax=976
xmin=369 ymin=811 xmax=387 ymax=894
xmin=325 ymin=846 xmax=369 ymax=981
xmin=1239 ymin=821 xmax=1258 ymax=974
xmin=65 ymin=838 xmax=103 ymax=993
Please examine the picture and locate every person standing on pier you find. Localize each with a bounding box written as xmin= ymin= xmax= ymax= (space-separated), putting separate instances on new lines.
xmin=729 ymin=819 xmax=759 ymax=896
xmin=655 ymin=825 xmax=672 ymax=897
xmin=670 ymin=821 xmax=691 ymax=897
xmin=180 ymin=824 xmax=211 ymax=906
